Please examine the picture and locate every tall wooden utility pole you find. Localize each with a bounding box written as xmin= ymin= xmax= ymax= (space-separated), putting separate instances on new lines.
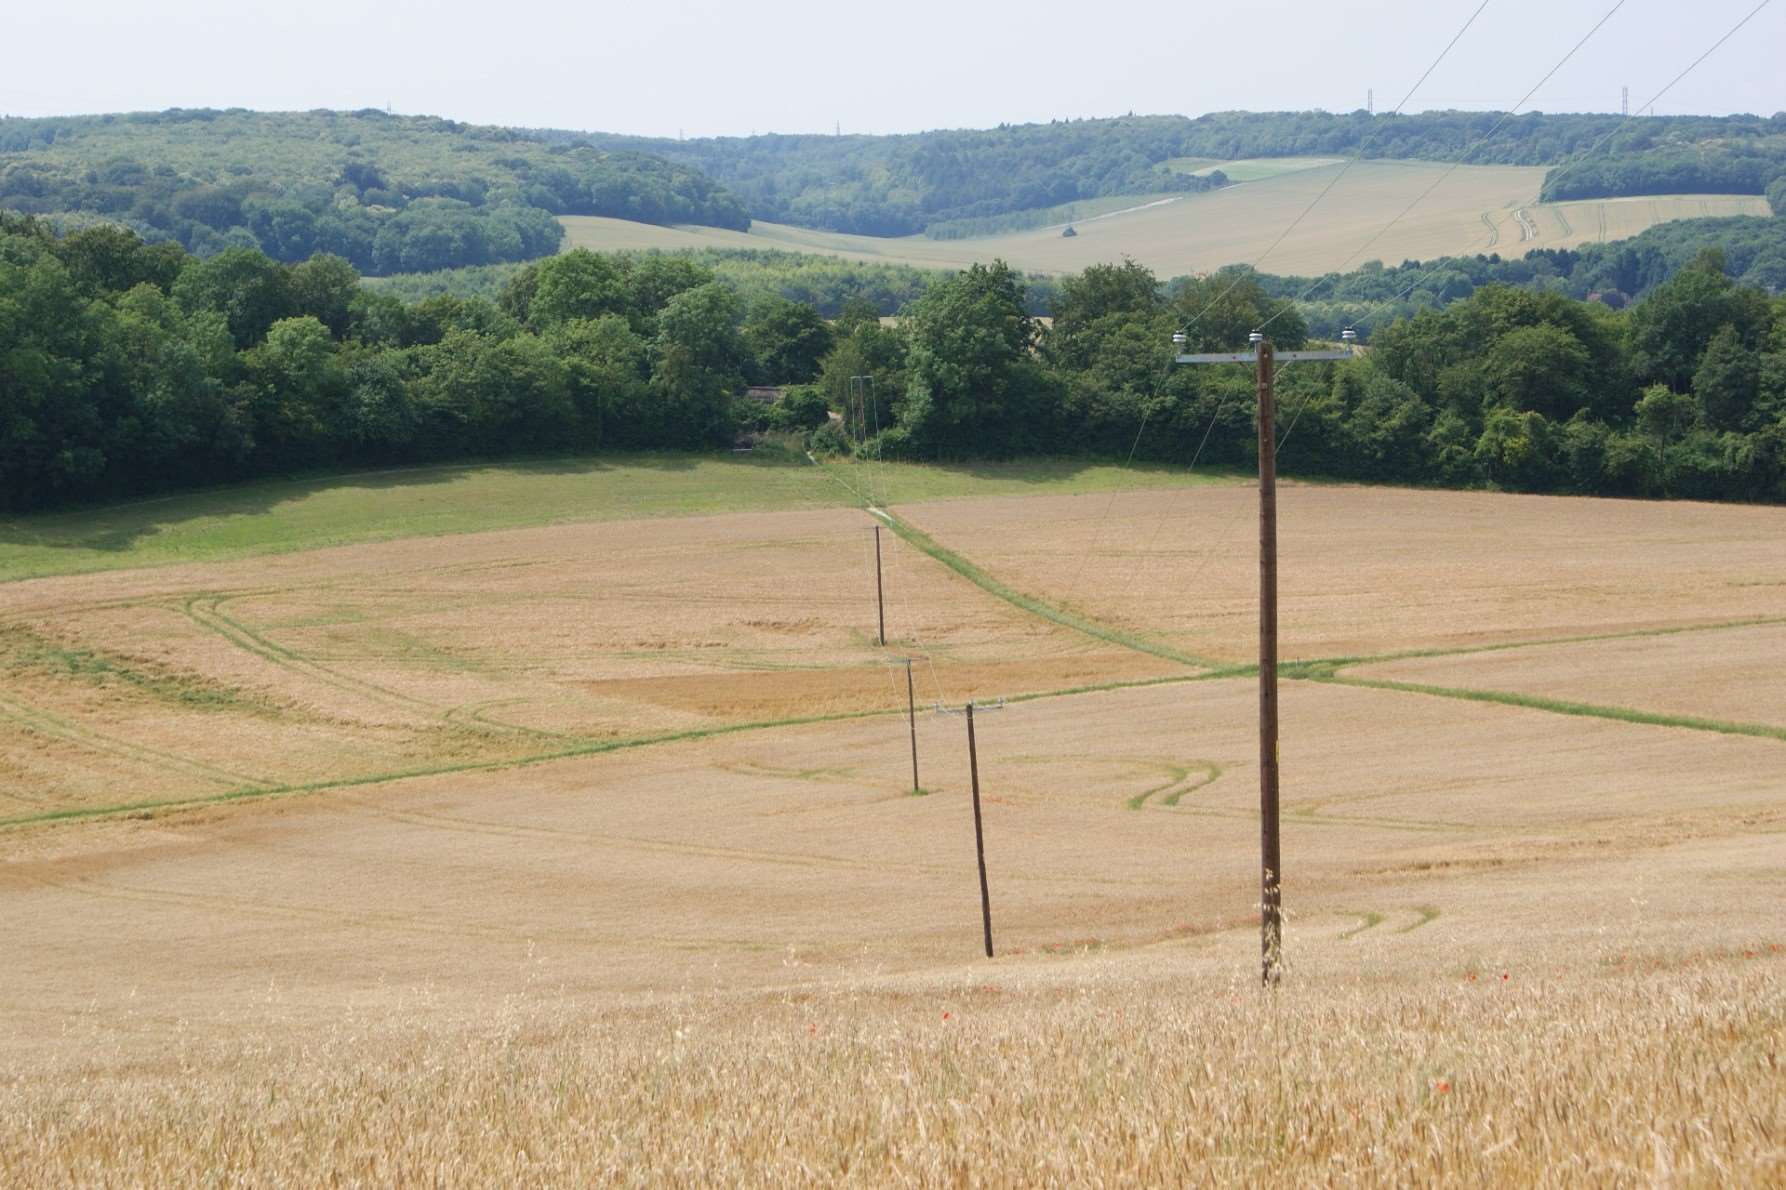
xmin=873 ymin=525 xmax=886 ymax=646
xmin=966 ymin=702 xmax=994 ymax=958
xmin=1254 ymin=338 xmax=1282 ymax=982
xmin=1174 ymin=328 xmax=1355 ymax=983
xmin=939 ymin=698 xmax=1003 ymax=957
xmin=903 ymin=658 xmax=919 ymax=793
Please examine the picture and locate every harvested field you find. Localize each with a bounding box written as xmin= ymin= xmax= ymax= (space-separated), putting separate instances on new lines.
xmin=3 ymin=465 xmax=1783 ymax=1181
xmin=557 ymin=163 xmax=1766 ymax=279
xmin=896 ymin=482 xmax=1786 ymax=662
xmin=0 ymin=506 xmax=1183 ymax=823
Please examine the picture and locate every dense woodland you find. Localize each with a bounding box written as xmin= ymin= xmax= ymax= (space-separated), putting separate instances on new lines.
xmin=558 ymin=118 xmax=1223 ymax=235
xmin=0 ymin=110 xmax=749 ymax=274
xmin=5 ymin=212 xmax=1785 ymax=513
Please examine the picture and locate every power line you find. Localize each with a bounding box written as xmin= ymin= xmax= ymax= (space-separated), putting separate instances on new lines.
xmin=1342 ymin=0 xmax=1774 ymax=337
xmin=1060 ymin=3 xmax=1494 ymax=608
xmin=1256 ymin=0 xmax=1631 ymax=338
xmin=1172 ymin=0 xmax=1492 ymax=344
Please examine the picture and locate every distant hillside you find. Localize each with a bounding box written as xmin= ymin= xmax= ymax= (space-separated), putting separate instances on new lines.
xmin=7 ymin=108 xmax=1782 ymax=278
xmin=551 ymin=110 xmax=1786 ymax=235
xmin=544 ymin=116 xmax=1224 ymax=236
xmin=0 ymin=109 xmax=749 ymax=274
xmin=552 ymin=161 xmax=1768 ymax=285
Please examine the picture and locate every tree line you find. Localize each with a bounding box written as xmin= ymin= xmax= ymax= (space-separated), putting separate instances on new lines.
xmin=1242 ymin=214 xmax=1786 ymax=341
xmin=5 ymin=212 xmax=1785 ymax=513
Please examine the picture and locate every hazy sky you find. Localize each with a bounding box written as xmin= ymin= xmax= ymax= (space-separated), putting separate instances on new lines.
xmin=3 ymin=0 xmax=1779 ymax=138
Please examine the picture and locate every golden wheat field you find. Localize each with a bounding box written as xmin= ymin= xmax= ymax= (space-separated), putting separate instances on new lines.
xmin=2 ymin=462 xmax=1783 ymax=1182
xmin=557 ymin=161 xmax=1769 ymax=280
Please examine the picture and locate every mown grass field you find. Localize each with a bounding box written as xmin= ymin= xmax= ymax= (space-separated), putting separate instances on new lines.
xmin=0 ymin=453 xmax=1236 ymax=584
xmin=2 ymin=458 xmax=1782 ymax=1181
xmin=559 ymin=160 xmax=1768 ymax=279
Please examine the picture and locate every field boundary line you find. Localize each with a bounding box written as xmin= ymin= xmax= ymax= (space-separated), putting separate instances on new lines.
xmin=871 ymin=508 xmax=1217 ymax=670
xmin=1312 ymin=673 xmax=1786 ymax=742
xmin=1291 ymin=614 xmax=1786 ymax=674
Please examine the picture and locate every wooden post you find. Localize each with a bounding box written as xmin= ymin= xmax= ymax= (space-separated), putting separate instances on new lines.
xmin=1256 ymin=339 xmax=1283 ymax=985
xmin=967 ymin=703 xmax=994 ymax=958
xmin=874 ymin=525 xmax=886 ymax=646
xmin=905 ymin=659 xmax=920 ymax=793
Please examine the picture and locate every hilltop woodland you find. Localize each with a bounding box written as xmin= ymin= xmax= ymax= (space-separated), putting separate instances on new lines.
xmin=4 ymin=212 xmax=1785 ymax=512
xmin=0 ymin=110 xmax=749 ymax=274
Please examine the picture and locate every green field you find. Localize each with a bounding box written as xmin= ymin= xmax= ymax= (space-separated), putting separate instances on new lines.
xmin=0 ymin=454 xmax=1240 ymax=583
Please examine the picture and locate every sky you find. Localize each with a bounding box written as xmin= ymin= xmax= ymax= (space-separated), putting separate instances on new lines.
xmin=2 ymin=0 xmax=1780 ymax=138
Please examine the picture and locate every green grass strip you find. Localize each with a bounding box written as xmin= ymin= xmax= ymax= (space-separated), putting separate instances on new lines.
xmin=870 ymin=508 xmax=1216 ymax=670
xmin=1319 ymin=673 xmax=1786 ymax=742
xmin=1291 ymin=614 xmax=1786 ymax=675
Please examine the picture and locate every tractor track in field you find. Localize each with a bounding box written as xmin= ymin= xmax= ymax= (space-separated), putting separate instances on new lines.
xmin=0 ymin=692 xmax=271 ymax=790
xmin=332 ymin=795 xmax=1163 ymax=889
xmin=178 ymin=592 xmax=444 ymax=717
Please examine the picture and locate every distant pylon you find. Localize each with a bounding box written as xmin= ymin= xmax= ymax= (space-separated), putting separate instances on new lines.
xmin=1367 ymin=88 xmax=1374 ymax=115
xmin=1622 ymin=86 xmax=1629 ymax=116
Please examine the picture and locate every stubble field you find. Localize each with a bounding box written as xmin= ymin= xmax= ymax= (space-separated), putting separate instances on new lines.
xmin=558 ymin=160 xmax=1770 ymax=280
xmin=2 ymin=457 xmax=1782 ymax=1182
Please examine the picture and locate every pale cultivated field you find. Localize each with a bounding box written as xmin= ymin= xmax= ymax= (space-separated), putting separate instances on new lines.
xmin=1505 ymin=193 xmax=1769 ymax=252
xmin=559 ymin=161 xmax=1765 ymax=279
xmin=3 ymin=473 xmax=1783 ymax=1181
xmin=899 ymin=483 xmax=1786 ymax=665
xmin=0 ymin=506 xmax=1176 ymax=824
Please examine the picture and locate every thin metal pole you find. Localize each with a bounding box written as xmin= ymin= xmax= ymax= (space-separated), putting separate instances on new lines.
xmin=966 ymin=703 xmax=993 ymax=958
xmin=1256 ymin=339 xmax=1282 ymax=985
xmin=905 ymin=659 xmax=919 ymax=793
xmin=874 ymin=525 xmax=886 ymax=646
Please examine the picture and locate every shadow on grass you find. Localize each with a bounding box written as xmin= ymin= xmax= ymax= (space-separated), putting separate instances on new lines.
xmin=871 ymin=455 xmax=1249 ymax=494
xmin=0 ymin=451 xmax=796 ymax=558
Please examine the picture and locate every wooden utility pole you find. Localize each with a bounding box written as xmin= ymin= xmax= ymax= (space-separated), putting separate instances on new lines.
xmin=904 ymin=658 xmax=920 ymax=793
xmin=873 ymin=525 xmax=886 ymax=646
xmin=1254 ymin=340 xmax=1283 ymax=984
xmin=1173 ymin=329 xmax=1354 ymax=984
xmin=966 ymin=702 xmax=994 ymax=958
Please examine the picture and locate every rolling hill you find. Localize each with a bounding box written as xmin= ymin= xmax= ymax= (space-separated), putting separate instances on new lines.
xmin=559 ymin=160 xmax=1769 ymax=279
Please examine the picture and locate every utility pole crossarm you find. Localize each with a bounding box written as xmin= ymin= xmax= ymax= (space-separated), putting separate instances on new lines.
xmin=1174 ymin=348 xmax=1354 ymax=364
